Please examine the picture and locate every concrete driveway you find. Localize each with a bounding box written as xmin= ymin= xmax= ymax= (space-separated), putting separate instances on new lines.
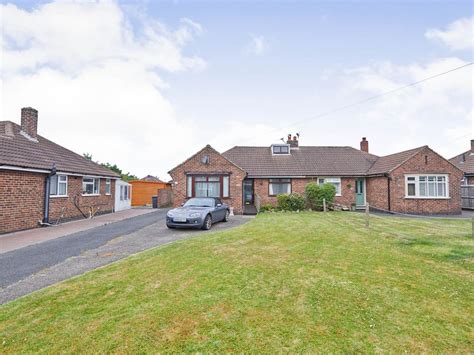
xmin=0 ymin=210 xmax=252 ymax=304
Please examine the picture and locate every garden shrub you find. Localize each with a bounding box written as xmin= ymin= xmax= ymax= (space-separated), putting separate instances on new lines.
xmin=305 ymin=182 xmax=336 ymax=210
xmin=260 ymin=204 xmax=276 ymax=213
xmin=277 ymin=193 xmax=305 ymax=211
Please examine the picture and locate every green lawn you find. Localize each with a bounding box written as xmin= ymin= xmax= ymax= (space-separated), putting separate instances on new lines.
xmin=1 ymin=213 xmax=473 ymax=353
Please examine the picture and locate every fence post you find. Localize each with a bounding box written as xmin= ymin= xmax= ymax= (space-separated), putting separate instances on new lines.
xmin=472 ymin=216 xmax=474 ymax=240
xmin=365 ymin=203 xmax=370 ymax=229
xmin=323 ymin=198 xmax=327 ymax=213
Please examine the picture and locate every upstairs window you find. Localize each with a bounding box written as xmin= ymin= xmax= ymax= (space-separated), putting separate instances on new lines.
xmin=271 ymin=144 xmax=290 ymax=155
xmin=405 ymin=175 xmax=449 ymax=198
xmin=83 ymin=177 xmax=100 ymax=195
xmin=50 ymin=175 xmax=67 ymax=196
xmin=269 ymin=178 xmax=291 ymax=196
xmin=318 ymin=177 xmax=342 ymax=196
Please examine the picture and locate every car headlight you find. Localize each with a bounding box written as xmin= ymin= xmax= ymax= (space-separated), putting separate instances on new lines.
xmin=189 ymin=212 xmax=201 ymax=218
xmin=167 ymin=211 xmax=175 ymax=217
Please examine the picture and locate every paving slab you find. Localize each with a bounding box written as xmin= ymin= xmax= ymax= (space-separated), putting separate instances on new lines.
xmin=0 ymin=208 xmax=156 ymax=254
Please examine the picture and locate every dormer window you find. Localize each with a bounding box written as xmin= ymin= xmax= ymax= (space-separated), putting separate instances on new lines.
xmin=272 ymin=144 xmax=290 ymax=155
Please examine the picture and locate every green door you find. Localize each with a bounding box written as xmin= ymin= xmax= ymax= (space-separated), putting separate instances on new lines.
xmin=355 ymin=179 xmax=365 ymax=206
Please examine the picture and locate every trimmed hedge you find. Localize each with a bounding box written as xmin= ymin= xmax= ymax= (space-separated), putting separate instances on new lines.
xmin=277 ymin=193 xmax=306 ymax=211
xmin=305 ymin=182 xmax=336 ymax=210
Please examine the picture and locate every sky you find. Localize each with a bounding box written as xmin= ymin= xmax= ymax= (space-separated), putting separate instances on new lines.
xmin=1 ymin=0 xmax=473 ymax=180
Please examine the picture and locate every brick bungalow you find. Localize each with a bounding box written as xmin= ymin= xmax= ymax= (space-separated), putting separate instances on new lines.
xmin=0 ymin=107 xmax=120 ymax=234
xmin=168 ymin=135 xmax=463 ymax=215
xmin=449 ymin=139 xmax=474 ymax=185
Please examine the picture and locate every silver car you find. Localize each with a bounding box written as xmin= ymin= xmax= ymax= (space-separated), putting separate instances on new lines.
xmin=166 ymin=197 xmax=230 ymax=230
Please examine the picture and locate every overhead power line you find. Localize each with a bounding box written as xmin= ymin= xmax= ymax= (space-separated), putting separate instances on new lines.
xmin=242 ymin=62 xmax=474 ymax=144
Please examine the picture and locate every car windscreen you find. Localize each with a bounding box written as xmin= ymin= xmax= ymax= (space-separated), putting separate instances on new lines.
xmin=183 ymin=198 xmax=215 ymax=207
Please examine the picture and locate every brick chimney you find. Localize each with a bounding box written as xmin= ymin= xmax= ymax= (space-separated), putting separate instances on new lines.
xmin=21 ymin=107 xmax=38 ymax=139
xmin=360 ymin=137 xmax=369 ymax=153
xmin=287 ymin=134 xmax=299 ymax=148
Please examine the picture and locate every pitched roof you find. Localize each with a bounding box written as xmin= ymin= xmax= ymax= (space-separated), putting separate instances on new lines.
xmin=0 ymin=121 xmax=119 ymax=177
xmin=366 ymin=146 xmax=426 ymax=175
xmin=449 ymin=150 xmax=474 ymax=175
xmin=140 ymin=175 xmax=167 ymax=183
xmin=222 ymin=146 xmax=379 ymax=177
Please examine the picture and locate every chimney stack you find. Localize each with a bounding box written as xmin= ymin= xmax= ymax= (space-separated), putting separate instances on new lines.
xmin=471 ymin=139 xmax=474 ymax=153
xmin=287 ymin=133 xmax=299 ymax=148
xmin=21 ymin=107 xmax=38 ymax=139
xmin=360 ymin=137 xmax=369 ymax=153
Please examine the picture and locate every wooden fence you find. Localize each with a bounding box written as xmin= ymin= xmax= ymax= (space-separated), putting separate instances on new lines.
xmin=461 ymin=185 xmax=474 ymax=210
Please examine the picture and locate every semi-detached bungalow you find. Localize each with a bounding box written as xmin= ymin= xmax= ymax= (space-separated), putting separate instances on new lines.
xmin=449 ymin=139 xmax=474 ymax=185
xmin=169 ymin=135 xmax=463 ymax=215
xmin=0 ymin=107 xmax=120 ymax=234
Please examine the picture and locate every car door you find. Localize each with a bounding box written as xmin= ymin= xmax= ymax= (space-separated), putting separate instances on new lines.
xmin=213 ymin=198 xmax=226 ymax=221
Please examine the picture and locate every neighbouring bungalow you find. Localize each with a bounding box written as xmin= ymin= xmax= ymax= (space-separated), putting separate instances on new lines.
xmin=449 ymin=139 xmax=474 ymax=185
xmin=129 ymin=175 xmax=170 ymax=207
xmin=0 ymin=107 xmax=120 ymax=234
xmin=168 ymin=135 xmax=463 ymax=215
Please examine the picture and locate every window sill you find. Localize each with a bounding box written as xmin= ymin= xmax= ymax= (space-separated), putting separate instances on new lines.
xmin=50 ymin=195 xmax=68 ymax=198
xmin=105 ymin=193 xmax=111 ymax=196
xmin=404 ymin=196 xmax=450 ymax=200
xmin=82 ymin=194 xmax=101 ymax=197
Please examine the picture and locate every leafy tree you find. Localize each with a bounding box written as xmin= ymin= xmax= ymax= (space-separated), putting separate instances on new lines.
xmin=83 ymin=153 xmax=138 ymax=182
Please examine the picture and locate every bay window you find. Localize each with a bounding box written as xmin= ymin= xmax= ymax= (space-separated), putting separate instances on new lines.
xmin=269 ymin=178 xmax=291 ymax=196
xmin=186 ymin=175 xmax=230 ymax=198
xmin=405 ymin=175 xmax=449 ymax=198
xmin=318 ymin=177 xmax=342 ymax=196
xmin=50 ymin=175 xmax=67 ymax=196
xmin=83 ymin=177 xmax=100 ymax=195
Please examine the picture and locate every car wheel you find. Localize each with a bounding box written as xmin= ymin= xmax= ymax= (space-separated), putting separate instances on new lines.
xmin=202 ymin=214 xmax=212 ymax=230
xmin=223 ymin=209 xmax=230 ymax=222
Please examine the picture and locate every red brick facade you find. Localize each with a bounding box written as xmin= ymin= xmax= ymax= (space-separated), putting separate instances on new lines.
xmin=170 ymin=145 xmax=462 ymax=215
xmin=169 ymin=146 xmax=247 ymax=214
xmin=367 ymin=147 xmax=462 ymax=215
xmin=0 ymin=169 xmax=115 ymax=234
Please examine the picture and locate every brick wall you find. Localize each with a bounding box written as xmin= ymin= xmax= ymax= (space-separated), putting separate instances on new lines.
xmin=254 ymin=177 xmax=356 ymax=207
xmin=389 ymin=148 xmax=462 ymax=215
xmin=0 ymin=170 xmax=45 ymax=234
xmin=49 ymin=176 xmax=115 ymax=221
xmin=366 ymin=176 xmax=389 ymax=210
xmin=0 ymin=170 xmax=115 ymax=234
xmin=169 ymin=145 xmax=247 ymax=214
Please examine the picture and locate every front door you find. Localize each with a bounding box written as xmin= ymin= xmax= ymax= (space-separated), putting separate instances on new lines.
xmin=243 ymin=179 xmax=254 ymax=205
xmin=355 ymin=178 xmax=365 ymax=206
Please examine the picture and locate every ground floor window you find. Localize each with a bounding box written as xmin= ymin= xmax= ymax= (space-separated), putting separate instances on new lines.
xmin=269 ymin=178 xmax=291 ymax=196
xmin=405 ymin=175 xmax=448 ymax=198
xmin=50 ymin=174 xmax=67 ymax=196
xmin=105 ymin=179 xmax=111 ymax=195
xmin=186 ymin=175 xmax=229 ymax=198
xmin=120 ymin=185 xmax=130 ymax=200
xmin=318 ymin=177 xmax=341 ymax=196
xmin=83 ymin=177 xmax=100 ymax=195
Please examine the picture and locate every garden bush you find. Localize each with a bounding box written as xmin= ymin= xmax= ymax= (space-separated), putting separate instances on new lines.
xmin=305 ymin=182 xmax=336 ymax=210
xmin=259 ymin=204 xmax=276 ymax=213
xmin=277 ymin=193 xmax=306 ymax=211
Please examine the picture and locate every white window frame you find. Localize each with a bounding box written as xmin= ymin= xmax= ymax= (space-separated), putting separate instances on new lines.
xmin=268 ymin=178 xmax=292 ymax=196
xmin=318 ymin=177 xmax=342 ymax=196
xmin=271 ymin=144 xmax=291 ymax=155
xmin=105 ymin=178 xmax=111 ymax=195
xmin=82 ymin=177 xmax=100 ymax=196
xmin=50 ymin=174 xmax=68 ymax=197
xmin=405 ymin=174 xmax=450 ymax=199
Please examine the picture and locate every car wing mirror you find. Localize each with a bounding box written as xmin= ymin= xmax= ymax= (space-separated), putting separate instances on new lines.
xmin=216 ymin=203 xmax=222 ymax=207
xmin=180 ymin=203 xmax=184 ymax=206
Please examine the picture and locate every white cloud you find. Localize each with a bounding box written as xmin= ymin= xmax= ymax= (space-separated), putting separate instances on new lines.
xmin=425 ymin=17 xmax=474 ymax=50
xmin=245 ymin=35 xmax=268 ymax=56
xmin=311 ymin=57 xmax=472 ymax=158
xmin=1 ymin=0 xmax=206 ymax=178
